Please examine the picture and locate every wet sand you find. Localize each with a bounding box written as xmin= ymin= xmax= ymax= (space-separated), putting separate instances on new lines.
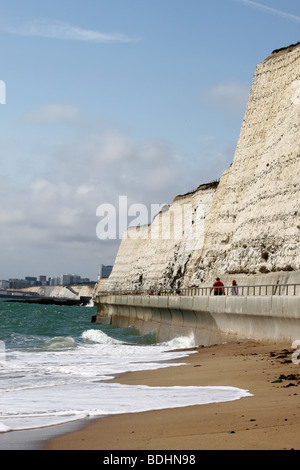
xmin=45 ymin=341 xmax=300 ymax=451
xmin=0 ymin=421 xmax=84 ymax=450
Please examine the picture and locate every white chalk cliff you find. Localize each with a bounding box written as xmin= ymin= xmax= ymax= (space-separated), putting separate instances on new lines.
xmin=96 ymin=43 xmax=300 ymax=293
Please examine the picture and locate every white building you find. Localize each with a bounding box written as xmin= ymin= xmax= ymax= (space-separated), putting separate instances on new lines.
xmin=0 ymin=280 xmax=9 ymax=289
xmin=50 ymin=274 xmax=83 ymax=286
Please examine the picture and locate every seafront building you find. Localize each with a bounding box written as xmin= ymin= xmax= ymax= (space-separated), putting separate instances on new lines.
xmin=98 ymin=264 xmax=113 ymax=280
xmin=0 ymin=273 xmax=92 ymax=289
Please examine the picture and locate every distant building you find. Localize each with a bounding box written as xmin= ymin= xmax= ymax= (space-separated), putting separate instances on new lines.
xmin=38 ymin=275 xmax=47 ymax=285
xmin=98 ymin=264 xmax=113 ymax=279
xmin=61 ymin=274 xmax=82 ymax=285
xmin=60 ymin=274 xmax=72 ymax=286
xmin=49 ymin=276 xmax=59 ymax=286
xmin=0 ymin=280 xmax=9 ymax=289
xmin=9 ymin=279 xmax=30 ymax=289
xmin=25 ymin=277 xmax=38 ymax=286
xmin=49 ymin=274 xmax=90 ymax=286
xmin=5 ymin=273 xmax=92 ymax=289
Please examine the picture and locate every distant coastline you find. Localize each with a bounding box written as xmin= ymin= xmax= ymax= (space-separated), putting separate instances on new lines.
xmin=4 ymin=296 xmax=92 ymax=307
xmin=1 ymin=284 xmax=96 ymax=307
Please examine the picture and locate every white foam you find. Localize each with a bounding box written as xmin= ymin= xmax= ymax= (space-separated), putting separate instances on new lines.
xmin=0 ymin=329 xmax=253 ymax=432
xmin=0 ymin=423 xmax=11 ymax=433
xmin=81 ymin=329 xmax=122 ymax=345
xmin=162 ymin=331 xmax=196 ymax=349
xmin=0 ymin=382 xmax=252 ymax=431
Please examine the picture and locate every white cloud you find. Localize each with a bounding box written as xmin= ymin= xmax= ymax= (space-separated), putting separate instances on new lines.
xmin=23 ymin=104 xmax=79 ymax=123
xmin=233 ymin=0 xmax=300 ymax=24
xmin=1 ymin=100 xmax=234 ymax=278
xmin=95 ymin=130 xmax=135 ymax=163
xmin=201 ymin=81 xmax=249 ymax=116
xmin=0 ymin=19 xmax=140 ymax=43
xmin=0 ymin=115 xmax=194 ymax=278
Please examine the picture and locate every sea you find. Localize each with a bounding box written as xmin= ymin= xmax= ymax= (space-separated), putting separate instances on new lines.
xmin=0 ymin=299 xmax=251 ymax=438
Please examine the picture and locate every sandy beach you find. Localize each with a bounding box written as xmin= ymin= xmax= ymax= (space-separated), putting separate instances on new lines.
xmin=45 ymin=341 xmax=300 ymax=451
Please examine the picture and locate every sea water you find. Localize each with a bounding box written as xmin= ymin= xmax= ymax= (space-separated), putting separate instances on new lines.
xmin=0 ymin=300 xmax=251 ymax=433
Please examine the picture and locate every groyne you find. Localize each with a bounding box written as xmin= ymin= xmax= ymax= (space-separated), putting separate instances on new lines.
xmin=94 ymin=287 xmax=300 ymax=345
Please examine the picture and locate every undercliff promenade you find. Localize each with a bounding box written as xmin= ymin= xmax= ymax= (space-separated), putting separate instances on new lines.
xmin=94 ymin=283 xmax=300 ymax=346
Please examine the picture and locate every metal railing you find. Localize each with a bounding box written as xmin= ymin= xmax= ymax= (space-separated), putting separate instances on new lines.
xmin=97 ymin=283 xmax=300 ymax=297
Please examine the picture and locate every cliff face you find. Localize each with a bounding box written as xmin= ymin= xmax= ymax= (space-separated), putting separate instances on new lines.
xmin=96 ymin=44 xmax=300 ymax=293
xmin=187 ymin=43 xmax=300 ymax=285
xmin=22 ymin=285 xmax=95 ymax=299
xmin=101 ymin=183 xmax=217 ymax=291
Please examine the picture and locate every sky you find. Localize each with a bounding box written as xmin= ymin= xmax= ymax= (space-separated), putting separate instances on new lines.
xmin=0 ymin=0 xmax=299 ymax=281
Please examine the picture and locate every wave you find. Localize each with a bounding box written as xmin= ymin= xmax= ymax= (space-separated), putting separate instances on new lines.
xmin=81 ymin=329 xmax=122 ymax=345
xmin=132 ymin=330 xmax=157 ymax=345
xmin=44 ymin=336 xmax=76 ymax=350
xmin=161 ymin=332 xmax=196 ymax=350
xmin=81 ymin=328 xmax=196 ymax=351
xmin=0 ymin=326 xmax=253 ymax=433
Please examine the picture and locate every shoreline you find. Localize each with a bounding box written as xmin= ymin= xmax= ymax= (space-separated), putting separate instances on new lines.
xmin=0 ymin=421 xmax=86 ymax=450
xmin=1 ymin=341 xmax=299 ymax=450
xmin=45 ymin=341 xmax=300 ymax=451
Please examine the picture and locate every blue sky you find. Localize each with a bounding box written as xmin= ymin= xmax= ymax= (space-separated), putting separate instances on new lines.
xmin=0 ymin=0 xmax=299 ymax=281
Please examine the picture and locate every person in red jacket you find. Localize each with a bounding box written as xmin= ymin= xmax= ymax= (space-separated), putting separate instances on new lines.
xmin=211 ymin=277 xmax=224 ymax=295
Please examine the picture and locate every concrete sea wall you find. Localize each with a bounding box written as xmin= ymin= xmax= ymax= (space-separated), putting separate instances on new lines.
xmin=95 ymin=292 xmax=300 ymax=345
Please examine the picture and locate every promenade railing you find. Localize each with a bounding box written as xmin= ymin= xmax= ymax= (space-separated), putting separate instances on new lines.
xmin=98 ymin=283 xmax=300 ymax=297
